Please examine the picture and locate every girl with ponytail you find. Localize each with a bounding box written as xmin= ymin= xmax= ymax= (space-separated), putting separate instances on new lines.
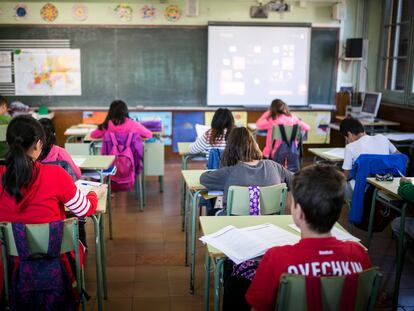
xmin=0 ymin=115 xmax=106 ymax=223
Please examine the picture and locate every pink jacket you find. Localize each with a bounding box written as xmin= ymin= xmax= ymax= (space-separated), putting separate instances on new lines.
xmin=41 ymin=145 xmax=82 ymax=180
xmin=256 ymin=111 xmax=310 ymax=158
xmin=90 ymin=118 xmax=153 ymax=140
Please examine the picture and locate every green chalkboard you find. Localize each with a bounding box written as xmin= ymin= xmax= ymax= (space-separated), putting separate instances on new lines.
xmin=0 ymin=26 xmax=337 ymax=107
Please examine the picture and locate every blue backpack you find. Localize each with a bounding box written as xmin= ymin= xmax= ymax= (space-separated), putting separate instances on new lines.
xmin=272 ymin=125 xmax=300 ymax=172
xmin=207 ymin=148 xmax=224 ymax=170
xmin=9 ymin=221 xmax=78 ymax=311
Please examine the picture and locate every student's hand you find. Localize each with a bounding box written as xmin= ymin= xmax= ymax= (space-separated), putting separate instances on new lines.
xmin=91 ymin=184 xmax=108 ymax=198
xmin=400 ymin=177 xmax=411 ymax=184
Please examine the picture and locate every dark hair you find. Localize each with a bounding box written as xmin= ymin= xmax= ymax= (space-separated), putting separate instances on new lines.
xmin=0 ymin=95 xmax=8 ymax=108
xmin=98 ymin=100 xmax=129 ymax=130
xmin=269 ymin=99 xmax=290 ymax=119
xmin=209 ymin=108 xmax=234 ymax=145
xmin=292 ymin=165 xmax=346 ymax=233
xmin=38 ymin=118 xmax=56 ymax=162
xmin=339 ymin=117 xmax=364 ymax=137
xmin=220 ymin=127 xmax=262 ymax=167
xmin=2 ymin=115 xmax=45 ymax=203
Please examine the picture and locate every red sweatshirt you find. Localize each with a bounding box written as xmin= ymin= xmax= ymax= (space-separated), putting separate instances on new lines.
xmin=0 ymin=162 xmax=98 ymax=224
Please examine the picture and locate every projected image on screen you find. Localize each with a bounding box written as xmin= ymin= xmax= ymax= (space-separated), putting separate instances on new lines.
xmin=207 ymin=26 xmax=311 ymax=107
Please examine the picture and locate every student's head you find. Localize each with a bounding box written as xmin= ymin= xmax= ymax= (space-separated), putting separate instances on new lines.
xmin=339 ymin=117 xmax=365 ymax=143
xmin=2 ymin=115 xmax=45 ymax=203
xmin=269 ymin=99 xmax=290 ymax=120
xmin=291 ymin=165 xmax=346 ymax=234
xmin=38 ymin=118 xmax=56 ymax=162
xmin=0 ymin=95 xmax=9 ymax=115
xmin=209 ymin=108 xmax=234 ymax=145
xmin=99 ymin=100 xmax=129 ymax=130
xmin=220 ymin=127 xmax=262 ymax=167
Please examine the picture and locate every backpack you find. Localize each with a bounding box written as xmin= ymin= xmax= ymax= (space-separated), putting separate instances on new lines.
xmin=9 ymin=221 xmax=78 ymax=311
xmin=207 ymin=148 xmax=223 ymax=170
xmin=43 ymin=160 xmax=77 ymax=181
xmin=108 ymin=132 xmax=136 ymax=191
xmin=272 ymin=125 xmax=300 ymax=172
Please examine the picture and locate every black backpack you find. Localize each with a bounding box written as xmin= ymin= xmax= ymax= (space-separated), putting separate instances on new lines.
xmin=272 ymin=125 xmax=300 ymax=172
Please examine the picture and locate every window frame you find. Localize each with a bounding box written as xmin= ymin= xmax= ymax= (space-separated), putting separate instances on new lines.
xmin=377 ymin=0 xmax=414 ymax=106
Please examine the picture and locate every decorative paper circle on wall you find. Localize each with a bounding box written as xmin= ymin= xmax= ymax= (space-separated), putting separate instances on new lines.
xmin=40 ymin=3 xmax=58 ymax=22
xmin=164 ymin=5 xmax=181 ymax=22
xmin=72 ymin=4 xmax=88 ymax=21
xmin=114 ymin=4 xmax=133 ymax=22
xmin=141 ymin=5 xmax=156 ymax=20
xmin=14 ymin=4 xmax=28 ymax=19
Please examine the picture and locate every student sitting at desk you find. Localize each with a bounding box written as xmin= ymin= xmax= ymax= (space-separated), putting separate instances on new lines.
xmin=392 ymin=178 xmax=414 ymax=239
xmin=189 ymin=108 xmax=234 ymax=160
xmin=340 ymin=117 xmax=398 ymax=198
xmin=245 ymin=165 xmax=372 ymax=311
xmin=0 ymin=95 xmax=12 ymax=159
xmin=90 ymin=100 xmax=153 ymax=140
xmin=200 ymin=127 xmax=292 ymax=215
xmin=255 ymin=99 xmax=310 ymax=159
xmin=38 ymin=118 xmax=81 ymax=180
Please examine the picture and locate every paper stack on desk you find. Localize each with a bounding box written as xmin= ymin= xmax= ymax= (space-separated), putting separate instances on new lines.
xmin=75 ymin=180 xmax=101 ymax=194
xmin=200 ymin=223 xmax=300 ymax=264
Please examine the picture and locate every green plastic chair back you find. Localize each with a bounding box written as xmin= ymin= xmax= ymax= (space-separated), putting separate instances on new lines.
xmin=276 ymin=267 xmax=383 ymax=311
xmin=227 ymin=184 xmax=287 ymax=216
xmin=270 ymin=125 xmax=303 ymax=164
xmin=65 ymin=142 xmax=93 ymax=155
xmin=0 ymin=124 xmax=7 ymax=142
xmin=0 ymin=218 xmax=85 ymax=308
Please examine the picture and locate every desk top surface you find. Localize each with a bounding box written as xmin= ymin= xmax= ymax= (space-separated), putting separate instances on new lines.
xmin=200 ymin=215 xmax=348 ymax=256
xmin=367 ymin=177 xmax=414 ymax=199
xmin=308 ymin=148 xmax=344 ymax=161
xmin=181 ymin=169 xmax=208 ymax=190
xmin=72 ymin=155 xmax=114 ymax=170
xmin=177 ymin=142 xmax=192 ymax=155
xmin=335 ymin=116 xmax=400 ymax=127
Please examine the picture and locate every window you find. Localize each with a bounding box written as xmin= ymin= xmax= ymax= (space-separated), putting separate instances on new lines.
xmin=379 ymin=0 xmax=414 ymax=105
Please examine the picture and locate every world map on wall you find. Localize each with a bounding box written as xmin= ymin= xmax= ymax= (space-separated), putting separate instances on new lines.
xmin=14 ymin=49 xmax=81 ymax=96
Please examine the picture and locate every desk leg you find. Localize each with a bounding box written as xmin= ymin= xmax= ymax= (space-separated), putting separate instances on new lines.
xmin=185 ymin=188 xmax=191 ymax=267
xmin=100 ymin=213 xmax=108 ymax=299
xmin=107 ymin=177 xmax=113 ymax=240
xmin=190 ymin=190 xmax=202 ymax=294
xmin=214 ymin=258 xmax=225 ymax=311
xmin=393 ymin=203 xmax=407 ymax=310
xmin=204 ymin=250 xmax=211 ymax=311
xmin=366 ymin=188 xmax=378 ymax=250
xmin=92 ymin=215 xmax=103 ymax=311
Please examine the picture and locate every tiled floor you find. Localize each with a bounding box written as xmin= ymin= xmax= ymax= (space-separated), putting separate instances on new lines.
xmin=82 ymin=159 xmax=414 ymax=310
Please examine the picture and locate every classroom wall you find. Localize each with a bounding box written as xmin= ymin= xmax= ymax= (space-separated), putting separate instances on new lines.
xmin=0 ymin=0 xmax=362 ymax=91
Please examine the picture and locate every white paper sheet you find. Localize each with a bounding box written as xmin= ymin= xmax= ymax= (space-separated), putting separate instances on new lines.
xmin=241 ymin=224 xmax=300 ymax=248
xmin=200 ymin=225 xmax=266 ymax=264
xmin=0 ymin=52 xmax=12 ymax=67
xmin=65 ymin=128 xmax=91 ymax=135
xmin=200 ymin=223 xmax=300 ymax=264
xmin=288 ymin=224 xmax=360 ymax=242
xmin=322 ymin=148 xmax=345 ymax=159
xmin=72 ymin=157 xmax=86 ymax=167
xmin=207 ymin=190 xmax=224 ymax=196
xmin=195 ymin=124 xmax=210 ymax=138
xmin=75 ymin=179 xmax=101 ymax=195
xmin=0 ymin=67 xmax=12 ymax=83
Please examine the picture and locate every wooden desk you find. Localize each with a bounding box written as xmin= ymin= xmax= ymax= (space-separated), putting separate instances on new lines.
xmin=64 ymin=124 xmax=97 ymax=142
xmin=366 ymin=177 xmax=413 ymax=309
xmin=182 ymin=169 xmax=208 ymax=294
xmin=308 ymin=147 xmax=344 ymax=163
xmin=72 ymin=155 xmax=115 ymax=175
xmin=200 ymin=215 xmax=350 ymax=311
xmin=333 ymin=116 xmax=400 ymax=134
xmin=247 ymin=122 xmax=267 ymax=137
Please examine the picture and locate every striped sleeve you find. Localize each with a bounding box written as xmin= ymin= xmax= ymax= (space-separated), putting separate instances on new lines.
xmin=64 ymin=188 xmax=96 ymax=217
xmin=189 ymin=133 xmax=209 ymax=154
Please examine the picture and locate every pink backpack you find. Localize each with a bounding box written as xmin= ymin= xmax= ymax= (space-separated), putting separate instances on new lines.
xmin=109 ymin=132 xmax=135 ymax=191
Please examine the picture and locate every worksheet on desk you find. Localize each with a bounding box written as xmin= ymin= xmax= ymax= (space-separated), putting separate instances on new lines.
xmin=323 ymin=148 xmax=345 ymax=159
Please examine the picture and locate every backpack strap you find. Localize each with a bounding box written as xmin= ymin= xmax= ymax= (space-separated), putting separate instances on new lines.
xmin=248 ymin=186 xmax=261 ymax=215
xmin=125 ymin=132 xmax=134 ymax=147
xmin=340 ymin=273 xmax=359 ymax=311
xmin=46 ymin=221 xmax=64 ymax=258
xmin=11 ymin=223 xmax=30 ymax=260
xmin=305 ymin=276 xmax=322 ymax=311
xmin=290 ymin=125 xmax=299 ymax=143
xmin=278 ymin=125 xmax=291 ymax=148
xmin=109 ymin=132 xmax=118 ymax=147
